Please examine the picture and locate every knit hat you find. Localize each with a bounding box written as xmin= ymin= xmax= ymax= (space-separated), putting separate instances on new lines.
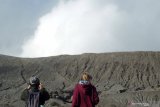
xmin=29 ymin=76 xmax=40 ymax=85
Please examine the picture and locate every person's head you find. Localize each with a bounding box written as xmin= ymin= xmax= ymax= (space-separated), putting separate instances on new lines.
xmin=81 ymin=72 xmax=92 ymax=81
xmin=29 ymin=76 xmax=40 ymax=88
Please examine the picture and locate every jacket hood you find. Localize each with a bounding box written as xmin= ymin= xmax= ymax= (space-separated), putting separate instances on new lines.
xmin=79 ymin=81 xmax=92 ymax=95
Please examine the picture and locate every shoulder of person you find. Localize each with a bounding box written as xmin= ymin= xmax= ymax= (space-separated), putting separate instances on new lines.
xmin=73 ymin=84 xmax=81 ymax=91
xmin=90 ymin=84 xmax=97 ymax=90
xmin=90 ymin=84 xmax=95 ymax=87
xmin=40 ymin=88 xmax=47 ymax=92
xmin=40 ymin=88 xmax=50 ymax=95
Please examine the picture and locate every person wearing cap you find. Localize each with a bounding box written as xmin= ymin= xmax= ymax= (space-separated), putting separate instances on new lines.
xmin=72 ymin=72 xmax=99 ymax=107
xmin=21 ymin=76 xmax=50 ymax=107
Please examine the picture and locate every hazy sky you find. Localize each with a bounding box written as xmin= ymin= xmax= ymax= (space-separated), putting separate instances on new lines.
xmin=0 ymin=0 xmax=160 ymax=57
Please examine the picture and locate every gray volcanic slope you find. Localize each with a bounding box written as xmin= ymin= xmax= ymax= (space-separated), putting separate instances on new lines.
xmin=1 ymin=52 xmax=160 ymax=107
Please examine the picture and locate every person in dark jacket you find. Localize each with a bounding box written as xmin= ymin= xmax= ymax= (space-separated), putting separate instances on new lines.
xmin=21 ymin=76 xmax=50 ymax=107
xmin=72 ymin=72 xmax=99 ymax=107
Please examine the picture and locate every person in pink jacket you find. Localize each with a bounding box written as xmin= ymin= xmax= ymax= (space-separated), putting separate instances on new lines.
xmin=72 ymin=72 xmax=99 ymax=107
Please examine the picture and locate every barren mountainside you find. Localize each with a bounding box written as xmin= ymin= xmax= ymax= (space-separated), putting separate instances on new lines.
xmin=1 ymin=52 xmax=160 ymax=107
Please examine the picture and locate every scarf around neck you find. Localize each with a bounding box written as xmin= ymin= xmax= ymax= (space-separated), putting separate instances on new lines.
xmin=79 ymin=80 xmax=90 ymax=85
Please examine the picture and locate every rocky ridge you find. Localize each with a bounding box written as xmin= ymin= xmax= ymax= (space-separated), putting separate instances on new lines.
xmin=0 ymin=52 xmax=160 ymax=107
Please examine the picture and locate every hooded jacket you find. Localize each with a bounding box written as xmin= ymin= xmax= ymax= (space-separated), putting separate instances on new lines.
xmin=72 ymin=81 xmax=99 ymax=107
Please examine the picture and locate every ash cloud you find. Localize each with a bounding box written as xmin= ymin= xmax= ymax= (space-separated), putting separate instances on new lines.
xmin=20 ymin=0 xmax=160 ymax=57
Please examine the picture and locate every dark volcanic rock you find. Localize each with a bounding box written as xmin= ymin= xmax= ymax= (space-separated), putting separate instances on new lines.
xmin=1 ymin=52 xmax=160 ymax=107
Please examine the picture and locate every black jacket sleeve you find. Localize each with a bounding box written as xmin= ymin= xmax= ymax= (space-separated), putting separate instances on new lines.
xmin=39 ymin=88 xmax=50 ymax=105
xmin=41 ymin=88 xmax=50 ymax=100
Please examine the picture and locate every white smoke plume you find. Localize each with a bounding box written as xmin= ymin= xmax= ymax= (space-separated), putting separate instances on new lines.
xmin=20 ymin=0 xmax=160 ymax=57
